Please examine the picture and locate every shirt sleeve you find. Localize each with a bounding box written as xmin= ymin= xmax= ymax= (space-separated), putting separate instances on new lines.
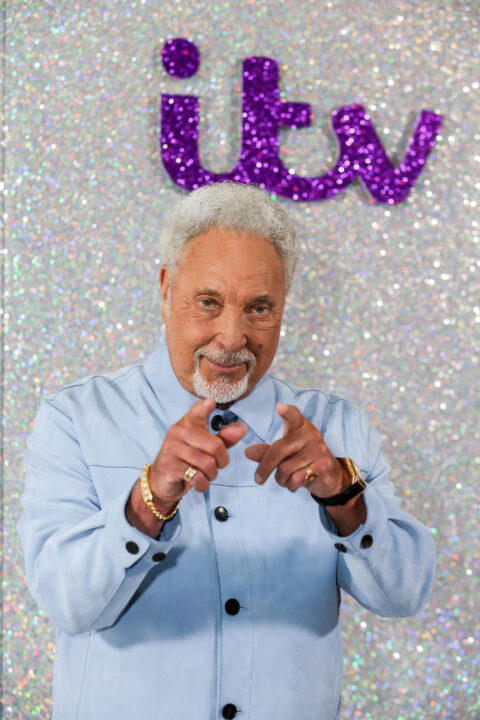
xmin=317 ymin=405 xmax=437 ymax=618
xmin=17 ymin=398 xmax=183 ymax=636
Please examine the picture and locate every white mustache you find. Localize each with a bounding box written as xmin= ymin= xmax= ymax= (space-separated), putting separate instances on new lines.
xmin=194 ymin=347 xmax=256 ymax=369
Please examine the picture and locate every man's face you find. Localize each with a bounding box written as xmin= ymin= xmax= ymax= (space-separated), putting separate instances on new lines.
xmin=160 ymin=225 xmax=286 ymax=405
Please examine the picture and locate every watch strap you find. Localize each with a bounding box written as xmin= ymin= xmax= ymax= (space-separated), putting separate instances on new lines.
xmin=311 ymin=457 xmax=366 ymax=506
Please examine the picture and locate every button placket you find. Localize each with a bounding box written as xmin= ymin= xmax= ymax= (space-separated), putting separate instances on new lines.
xmin=208 ymin=483 xmax=253 ymax=718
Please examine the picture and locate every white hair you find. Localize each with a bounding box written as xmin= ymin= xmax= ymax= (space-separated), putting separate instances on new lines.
xmin=159 ymin=181 xmax=299 ymax=291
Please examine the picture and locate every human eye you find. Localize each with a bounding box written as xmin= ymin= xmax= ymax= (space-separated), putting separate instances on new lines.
xmin=198 ymin=297 xmax=218 ymax=311
xmin=249 ymin=303 xmax=270 ymax=317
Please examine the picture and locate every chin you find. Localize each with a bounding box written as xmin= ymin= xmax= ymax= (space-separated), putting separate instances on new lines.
xmin=192 ymin=369 xmax=250 ymax=405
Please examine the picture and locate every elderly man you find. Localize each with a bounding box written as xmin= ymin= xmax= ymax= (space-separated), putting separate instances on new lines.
xmin=19 ymin=181 xmax=436 ymax=720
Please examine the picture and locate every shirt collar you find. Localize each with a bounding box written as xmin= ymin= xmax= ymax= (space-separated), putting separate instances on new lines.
xmin=142 ymin=330 xmax=277 ymax=442
xmin=227 ymin=372 xmax=276 ymax=442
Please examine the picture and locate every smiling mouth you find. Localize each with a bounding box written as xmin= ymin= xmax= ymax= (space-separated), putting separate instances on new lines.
xmin=204 ymin=357 xmax=246 ymax=374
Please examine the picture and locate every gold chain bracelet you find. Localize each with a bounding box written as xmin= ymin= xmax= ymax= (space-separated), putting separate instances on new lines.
xmin=140 ymin=464 xmax=179 ymax=521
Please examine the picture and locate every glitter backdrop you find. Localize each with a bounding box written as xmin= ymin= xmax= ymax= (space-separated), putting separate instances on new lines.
xmin=3 ymin=1 xmax=479 ymax=717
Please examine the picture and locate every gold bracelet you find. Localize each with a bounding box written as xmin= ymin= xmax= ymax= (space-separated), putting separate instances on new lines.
xmin=140 ymin=464 xmax=179 ymax=521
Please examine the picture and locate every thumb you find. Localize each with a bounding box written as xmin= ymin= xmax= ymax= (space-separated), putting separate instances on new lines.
xmin=218 ymin=422 xmax=248 ymax=449
xmin=244 ymin=443 xmax=270 ymax=462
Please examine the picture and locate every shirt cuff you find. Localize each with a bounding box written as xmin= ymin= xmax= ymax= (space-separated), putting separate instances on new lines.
xmin=317 ymin=482 xmax=388 ymax=559
xmin=103 ymin=484 xmax=182 ymax=572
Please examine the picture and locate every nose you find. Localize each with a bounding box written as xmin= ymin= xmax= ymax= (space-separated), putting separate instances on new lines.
xmin=215 ymin=306 xmax=247 ymax=351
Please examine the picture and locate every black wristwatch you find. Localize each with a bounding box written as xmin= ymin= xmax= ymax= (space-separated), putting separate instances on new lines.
xmin=312 ymin=457 xmax=366 ymax=506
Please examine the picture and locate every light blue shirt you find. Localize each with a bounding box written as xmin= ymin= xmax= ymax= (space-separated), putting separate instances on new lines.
xmin=19 ymin=334 xmax=436 ymax=720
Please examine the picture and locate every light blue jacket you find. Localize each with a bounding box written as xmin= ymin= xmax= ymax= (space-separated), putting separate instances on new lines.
xmin=18 ymin=334 xmax=436 ymax=720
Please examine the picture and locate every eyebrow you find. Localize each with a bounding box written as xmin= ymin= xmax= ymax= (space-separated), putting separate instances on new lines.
xmin=194 ymin=288 xmax=223 ymax=299
xmin=246 ymin=295 xmax=276 ymax=306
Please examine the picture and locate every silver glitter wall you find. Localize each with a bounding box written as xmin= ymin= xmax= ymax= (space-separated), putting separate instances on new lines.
xmin=3 ymin=1 xmax=479 ymax=717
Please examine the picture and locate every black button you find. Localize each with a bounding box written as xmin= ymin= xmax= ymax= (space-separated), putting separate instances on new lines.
xmin=214 ymin=506 xmax=229 ymax=522
xmin=211 ymin=414 xmax=224 ymax=431
xmin=225 ymin=598 xmax=240 ymax=615
xmin=152 ymin=552 xmax=167 ymax=562
xmin=222 ymin=704 xmax=237 ymax=719
xmin=334 ymin=543 xmax=347 ymax=553
xmin=360 ymin=534 xmax=373 ymax=549
xmin=126 ymin=541 xmax=139 ymax=554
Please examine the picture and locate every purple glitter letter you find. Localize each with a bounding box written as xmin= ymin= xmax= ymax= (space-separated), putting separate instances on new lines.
xmin=160 ymin=39 xmax=442 ymax=204
xmin=161 ymin=37 xmax=201 ymax=79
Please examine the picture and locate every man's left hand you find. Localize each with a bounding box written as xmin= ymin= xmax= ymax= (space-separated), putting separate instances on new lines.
xmin=245 ymin=402 xmax=348 ymax=497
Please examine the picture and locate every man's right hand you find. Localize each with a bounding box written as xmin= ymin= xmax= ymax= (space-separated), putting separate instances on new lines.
xmin=126 ymin=398 xmax=247 ymax=536
xmin=149 ymin=397 xmax=247 ymax=507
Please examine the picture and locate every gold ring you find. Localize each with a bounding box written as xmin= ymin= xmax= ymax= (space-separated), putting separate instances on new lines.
xmin=304 ymin=465 xmax=319 ymax=485
xmin=183 ymin=465 xmax=197 ymax=483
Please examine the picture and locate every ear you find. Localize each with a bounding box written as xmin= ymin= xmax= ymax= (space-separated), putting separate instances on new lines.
xmin=159 ymin=265 xmax=170 ymax=321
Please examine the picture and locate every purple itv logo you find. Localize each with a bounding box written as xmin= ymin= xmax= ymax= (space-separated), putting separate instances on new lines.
xmin=160 ymin=38 xmax=442 ymax=205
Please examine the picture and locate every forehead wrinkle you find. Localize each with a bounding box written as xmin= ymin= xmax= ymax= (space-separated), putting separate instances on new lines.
xmin=181 ymin=228 xmax=283 ymax=272
xmin=188 ymin=263 xmax=280 ymax=292
xmin=196 ymin=264 xmax=280 ymax=287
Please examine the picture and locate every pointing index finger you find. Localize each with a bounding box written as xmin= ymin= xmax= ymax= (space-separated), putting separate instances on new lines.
xmin=276 ymin=402 xmax=305 ymax=435
xmin=186 ymin=398 xmax=217 ymax=428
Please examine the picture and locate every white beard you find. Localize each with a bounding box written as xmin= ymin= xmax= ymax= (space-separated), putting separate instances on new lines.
xmin=192 ymin=346 xmax=257 ymax=405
